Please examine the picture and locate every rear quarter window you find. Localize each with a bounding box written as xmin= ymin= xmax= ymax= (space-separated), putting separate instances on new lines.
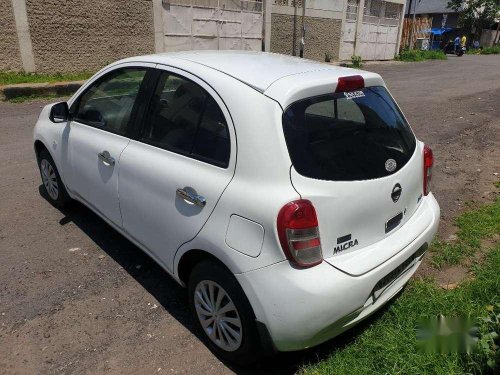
xmin=282 ymin=86 xmax=416 ymax=181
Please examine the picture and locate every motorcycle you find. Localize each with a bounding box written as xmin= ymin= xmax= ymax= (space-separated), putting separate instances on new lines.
xmin=442 ymin=41 xmax=465 ymax=56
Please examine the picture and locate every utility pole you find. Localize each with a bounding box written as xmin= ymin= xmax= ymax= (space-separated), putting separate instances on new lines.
xmin=407 ymin=0 xmax=413 ymax=19
xmin=300 ymin=0 xmax=306 ymax=57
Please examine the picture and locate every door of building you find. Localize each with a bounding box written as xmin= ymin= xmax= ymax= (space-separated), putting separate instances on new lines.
xmin=162 ymin=0 xmax=263 ymax=52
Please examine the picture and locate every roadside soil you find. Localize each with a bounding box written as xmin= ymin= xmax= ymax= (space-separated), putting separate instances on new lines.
xmin=0 ymin=54 xmax=499 ymax=374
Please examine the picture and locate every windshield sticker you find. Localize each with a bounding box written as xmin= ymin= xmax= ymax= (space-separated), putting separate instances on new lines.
xmin=344 ymin=90 xmax=365 ymax=100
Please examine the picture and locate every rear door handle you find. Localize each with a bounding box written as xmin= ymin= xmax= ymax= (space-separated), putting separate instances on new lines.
xmin=176 ymin=188 xmax=206 ymax=207
xmin=98 ymin=150 xmax=115 ymax=166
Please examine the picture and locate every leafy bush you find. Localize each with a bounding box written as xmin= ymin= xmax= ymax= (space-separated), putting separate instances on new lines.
xmin=467 ymin=46 xmax=500 ymax=55
xmin=351 ymin=55 xmax=362 ymax=68
xmin=477 ymin=303 xmax=500 ymax=371
xmin=424 ymin=50 xmax=448 ymax=60
xmin=395 ymin=49 xmax=425 ymax=61
xmin=396 ymin=49 xmax=447 ymax=62
xmin=325 ymin=52 xmax=333 ymax=62
xmin=339 ymin=56 xmax=363 ymax=69
xmin=466 ymin=48 xmax=482 ymax=55
xmin=481 ymin=46 xmax=500 ymax=54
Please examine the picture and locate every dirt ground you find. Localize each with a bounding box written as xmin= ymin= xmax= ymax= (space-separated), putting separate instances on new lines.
xmin=0 ymin=54 xmax=499 ymax=375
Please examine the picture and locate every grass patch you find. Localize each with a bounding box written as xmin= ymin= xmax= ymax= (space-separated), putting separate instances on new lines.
xmin=466 ymin=49 xmax=481 ymax=55
xmin=0 ymin=71 xmax=92 ymax=86
xmin=430 ymin=198 xmax=500 ymax=269
xmin=8 ymin=94 xmax=68 ymax=103
xmin=456 ymin=200 xmax=500 ymax=248
xmin=395 ymin=49 xmax=447 ymax=62
xmin=301 ymin=247 xmax=500 ymax=374
xmin=466 ymin=46 xmax=500 ymax=55
xmin=429 ymin=240 xmax=471 ymax=269
xmin=480 ymin=46 xmax=500 ymax=55
xmin=301 ymin=200 xmax=500 ymax=375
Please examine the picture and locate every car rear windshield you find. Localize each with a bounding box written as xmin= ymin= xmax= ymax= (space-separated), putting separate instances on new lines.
xmin=282 ymin=86 xmax=416 ymax=181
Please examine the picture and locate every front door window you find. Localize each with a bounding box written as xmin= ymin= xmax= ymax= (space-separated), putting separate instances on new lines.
xmin=73 ymin=69 xmax=147 ymax=136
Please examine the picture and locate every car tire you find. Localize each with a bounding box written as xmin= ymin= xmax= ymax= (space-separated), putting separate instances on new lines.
xmin=38 ymin=148 xmax=71 ymax=209
xmin=188 ymin=260 xmax=262 ymax=366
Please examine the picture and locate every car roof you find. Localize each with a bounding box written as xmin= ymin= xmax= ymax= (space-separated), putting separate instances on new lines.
xmin=121 ymin=51 xmax=373 ymax=92
xmin=118 ymin=51 xmax=385 ymax=108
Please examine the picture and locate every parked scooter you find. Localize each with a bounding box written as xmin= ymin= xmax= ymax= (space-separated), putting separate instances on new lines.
xmin=442 ymin=41 xmax=465 ymax=56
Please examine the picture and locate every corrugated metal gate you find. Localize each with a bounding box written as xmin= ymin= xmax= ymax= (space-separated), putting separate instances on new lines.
xmin=340 ymin=0 xmax=402 ymax=61
xmin=162 ymin=0 xmax=263 ymax=52
xmin=358 ymin=0 xmax=402 ymax=60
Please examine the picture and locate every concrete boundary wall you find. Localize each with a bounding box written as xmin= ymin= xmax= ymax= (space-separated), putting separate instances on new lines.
xmin=270 ymin=0 xmax=405 ymax=62
xmin=0 ymin=0 xmax=24 ymax=71
xmin=270 ymin=14 xmax=342 ymax=61
xmin=270 ymin=1 xmax=344 ymax=61
xmin=2 ymin=0 xmax=406 ymax=73
xmin=25 ymin=0 xmax=155 ymax=73
xmin=2 ymin=0 xmax=155 ymax=73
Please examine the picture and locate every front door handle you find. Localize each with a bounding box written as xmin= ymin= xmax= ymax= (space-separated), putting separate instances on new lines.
xmin=176 ymin=188 xmax=206 ymax=207
xmin=98 ymin=150 xmax=115 ymax=166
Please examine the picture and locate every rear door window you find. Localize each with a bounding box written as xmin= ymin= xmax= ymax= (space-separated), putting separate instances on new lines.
xmin=140 ymin=72 xmax=230 ymax=168
xmin=282 ymin=86 xmax=416 ymax=181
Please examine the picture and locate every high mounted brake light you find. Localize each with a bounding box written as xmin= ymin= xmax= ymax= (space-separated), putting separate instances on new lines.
xmin=423 ymin=145 xmax=434 ymax=196
xmin=335 ymin=75 xmax=364 ymax=93
xmin=277 ymin=199 xmax=323 ymax=268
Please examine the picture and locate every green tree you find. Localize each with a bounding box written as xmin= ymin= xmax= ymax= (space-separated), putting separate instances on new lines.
xmin=447 ymin=0 xmax=500 ymax=41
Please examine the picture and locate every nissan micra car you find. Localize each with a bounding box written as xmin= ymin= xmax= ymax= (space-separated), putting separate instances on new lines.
xmin=34 ymin=51 xmax=439 ymax=364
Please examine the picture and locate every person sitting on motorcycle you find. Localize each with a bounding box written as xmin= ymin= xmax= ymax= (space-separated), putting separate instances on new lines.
xmin=454 ymin=36 xmax=461 ymax=52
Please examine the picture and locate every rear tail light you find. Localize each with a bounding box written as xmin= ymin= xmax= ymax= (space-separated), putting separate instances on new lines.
xmin=335 ymin=75 xmax=364 ymax=93
xmin=423 ymin=145 xmax=434 ymax=195
xmin=277 ymin=199 xmax=323 ymax=267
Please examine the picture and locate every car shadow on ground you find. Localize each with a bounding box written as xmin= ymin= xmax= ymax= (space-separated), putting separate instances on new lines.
xmin=40 ymin=186 xmax=403 ymax=374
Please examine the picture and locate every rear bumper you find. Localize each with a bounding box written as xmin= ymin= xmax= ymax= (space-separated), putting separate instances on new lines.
xmin=235 ymin=193 xmax=440 ymax=351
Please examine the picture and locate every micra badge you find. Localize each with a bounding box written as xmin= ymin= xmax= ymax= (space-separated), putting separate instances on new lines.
xmin=334 ymin=234 xmax=358 ymax=254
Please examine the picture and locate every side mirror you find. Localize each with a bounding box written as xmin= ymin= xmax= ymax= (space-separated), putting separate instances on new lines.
xmin=49 ymin=102 xmax=69 ymax=123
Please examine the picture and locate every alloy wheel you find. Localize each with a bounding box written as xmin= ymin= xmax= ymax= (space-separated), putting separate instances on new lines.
xmin=194 ymin=280 xmax=243 ymax=352
xmin=40 ymin=159 xmax=59 ymax=200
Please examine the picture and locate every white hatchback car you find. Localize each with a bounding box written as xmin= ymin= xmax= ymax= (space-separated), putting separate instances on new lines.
xmin=34 ymin=51 xmax=439 ymax=364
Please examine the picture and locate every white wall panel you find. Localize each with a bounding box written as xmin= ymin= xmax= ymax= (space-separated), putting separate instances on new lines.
xmin=163 ymin=1 xmax=263 ymax=52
